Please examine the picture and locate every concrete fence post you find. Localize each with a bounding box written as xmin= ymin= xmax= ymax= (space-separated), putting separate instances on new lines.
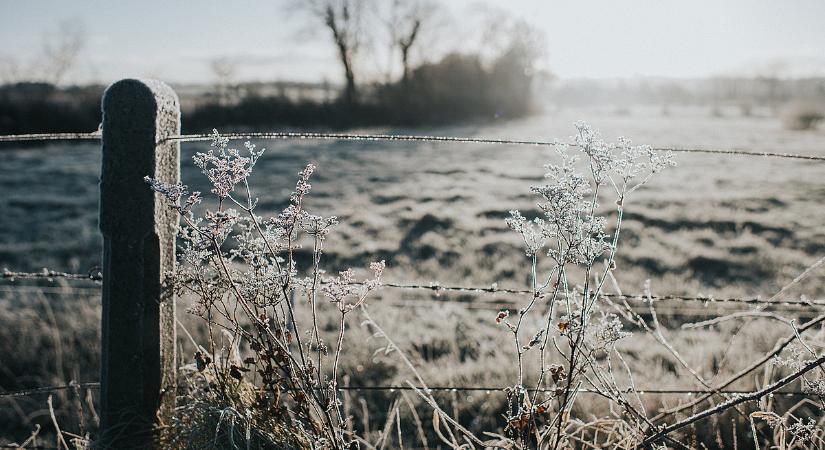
xmin=99 ymin=79 xmax=179 ymax=448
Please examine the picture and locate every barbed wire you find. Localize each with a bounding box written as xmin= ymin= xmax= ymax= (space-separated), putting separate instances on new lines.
xmin=380 ymin=300 xmax=823 ymax=320
xmin=2 ymin=131 xmax=824 ymax=162
xmin=2 ymin=268 xmax=102 ymax=282
xmin=0 ymin=132 xmax=100 ymax=143
xmin=379 ymin=282 xmax=825 ymax=308
xmin=3 ymin=269 xmax=824 ymax=309
xmin=164 ymin=132 xmax=825 ymax=162
xmin=0 ymin=283 xmax=817 ymax=317
xmin=0 ymin=381 xmax=811 ymax=400
xmin=0 ymin=445 xmax=61 ymax=449
xmin=335 ymin=387 xmax=813 ymax=396
xmin=0 ymin=382 xmax=100 ymax=399
xmin=2 ymin=283 xmax=818 ymax=319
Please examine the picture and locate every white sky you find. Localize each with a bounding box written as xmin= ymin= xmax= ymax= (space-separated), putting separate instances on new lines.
xmin=2 ymin=0 xmax=825 ymax=85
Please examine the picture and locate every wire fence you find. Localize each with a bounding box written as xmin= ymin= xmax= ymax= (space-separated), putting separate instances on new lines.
xmin=0 ymin=383 xmax=100 ymax=399
xmin=2 ymin=128 xmax=825 ymax=447
xmin=0 ymin=381 xmax=812 ymax=400
xmin=0 ymin=132 xmax=101 ymax=143
xmin=2 ymin=268 xmax=102 ymax=282
xmin=3 ymin=268 xmax=825 ymax=310
xmin=2 ymin=130 xmax=825 ymax=162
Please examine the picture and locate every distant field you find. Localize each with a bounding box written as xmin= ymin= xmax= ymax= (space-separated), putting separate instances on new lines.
xmin=3 ymin=105 xmax=824 ymax=295
xmin=2 ymin=105 xmax=825 ymax=444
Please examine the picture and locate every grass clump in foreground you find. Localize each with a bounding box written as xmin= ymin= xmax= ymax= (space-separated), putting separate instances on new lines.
xmin=114 ymin=124 xmax=825 ymax=448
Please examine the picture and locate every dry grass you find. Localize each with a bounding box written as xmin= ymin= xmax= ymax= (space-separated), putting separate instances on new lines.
xmin=2 ymin=107 xmax=825 ymax=447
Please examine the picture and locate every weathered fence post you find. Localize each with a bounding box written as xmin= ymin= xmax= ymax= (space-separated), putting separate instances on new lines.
xmin=99 ymin=79 xmax=179 ymax=448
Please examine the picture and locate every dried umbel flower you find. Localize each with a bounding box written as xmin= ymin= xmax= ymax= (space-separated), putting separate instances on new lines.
xmin=321 ymin=260 xmax=385 ymax=313
xmin=143 ymin=176 xmax=202 ymax=213
xmin=500 ymin=123 xmax=673 ymax=446
xmin=509 ymin=122 xmax=673 ymax=266
xmin=147 ymin=131 xmax=386 ymax=447
xmin=591 ymin=314 xmax=631 ymax=348
xmin=787 ymin=418 xmax=821 ymax=444
xmin=192 ymin=129 xmax=264 ymax=198
xmin=505 ymin=210 xmax=546 ymax=257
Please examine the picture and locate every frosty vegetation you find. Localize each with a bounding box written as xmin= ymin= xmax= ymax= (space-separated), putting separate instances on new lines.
xmin=142 ymin=124 xmax=825 ymax=449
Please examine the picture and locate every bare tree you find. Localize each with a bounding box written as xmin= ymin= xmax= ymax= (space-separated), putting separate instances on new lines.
xmin=0 ymin=56 xmax=24 ymax=85
xmin=0 ymin=19 xmax=86 ymax=86
xmin=210 ymin=57 xmax=237 ymax=105
xmin=384 ymin=0 xmax=435 ymax=84
xmin=295 ymin=0 xmax=370 ymax=105
xmin=40 ymin=20 xmax=85 ymax=85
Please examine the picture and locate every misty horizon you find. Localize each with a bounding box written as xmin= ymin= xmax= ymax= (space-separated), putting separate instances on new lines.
xmin=3 ymin=0 xmax=825 ymax=86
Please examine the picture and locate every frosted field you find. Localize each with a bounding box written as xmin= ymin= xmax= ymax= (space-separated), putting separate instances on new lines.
xmin=2 ymin=105 xmax=825 ymax=442
xmin=3 ymin=105 xmax=824 ymax=297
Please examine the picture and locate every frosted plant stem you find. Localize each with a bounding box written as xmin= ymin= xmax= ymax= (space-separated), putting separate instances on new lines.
xmin=640 ymin=353 xmax=825 ymax=448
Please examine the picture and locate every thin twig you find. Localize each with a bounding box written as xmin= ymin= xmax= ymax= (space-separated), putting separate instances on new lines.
xmin=639 ymin=352 xmax=825 ymax=447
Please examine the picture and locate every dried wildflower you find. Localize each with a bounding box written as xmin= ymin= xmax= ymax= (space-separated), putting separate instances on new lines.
xmin=500 ymin=123 xmax=673 ymax=445
xmin=292 ymin=163 xmax=316 ymax=203
xmin=787 ymin=418 xmax=820 ymax=443
xmin=772 ymin=345 xmax=809 ymax=372
xmin=204 ymin=208 xmax=239 ymax=241
xmin=506 ymin=210 xmax=546 ymax=256
xmin=144 ymin=176 xmax=185 ymax=203
xmin=144 ymin=176 xmax=203 ymax=214
xmin=802 ymin=377 xmax=825 ymax=396
xmin=321 ymin=261 xmax=384 ymax=312
xmin=148 ymin=131 xmax=385 ymax=447
xmin=192 ymin=129 xmax=264 ymax=198
xmin=300 ymin=213 xmax=339 ymax=237
xmin=591 ymin=314 xmax=631 ymax=348
xmin=509 ymin=122 xmax=673 ymax=265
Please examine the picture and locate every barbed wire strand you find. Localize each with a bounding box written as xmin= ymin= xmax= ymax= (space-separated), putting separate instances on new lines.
xmin=3 ymin=283 xmax=819 ymax=319
xmin=3 ymin=269 xmax=825 ymax=308
xmin=2 ymin=268 xmax=102 ymax=282
xmin=0 ymin=132 xmax=100 ymax=143
xmin=380 ymin=301 xmax=823 ymax=319
xmin=0 ymin=382 xmax=100 ymax=398
xmin=2 ymin=131 xmax=824 ymax=162
xmin=378 ymin=282 xmax=825 ymax=308
xmin=0 ymin=285 xmax=817 ymax=317
xmin=0 ymin=382 xmax=811 ymax=400
xmin=0 ymin=445 xmax=60 ymax=449
xmin=163 ymin=132 xmax=825 ymax=161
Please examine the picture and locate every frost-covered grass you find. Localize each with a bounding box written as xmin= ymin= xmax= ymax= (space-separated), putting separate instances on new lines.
xmin=2 ymin=107 xmax=825 ymax=446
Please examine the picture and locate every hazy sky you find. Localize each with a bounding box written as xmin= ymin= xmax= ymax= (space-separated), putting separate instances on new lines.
xmin=2 ymin=0 xmax=825 ymax=85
